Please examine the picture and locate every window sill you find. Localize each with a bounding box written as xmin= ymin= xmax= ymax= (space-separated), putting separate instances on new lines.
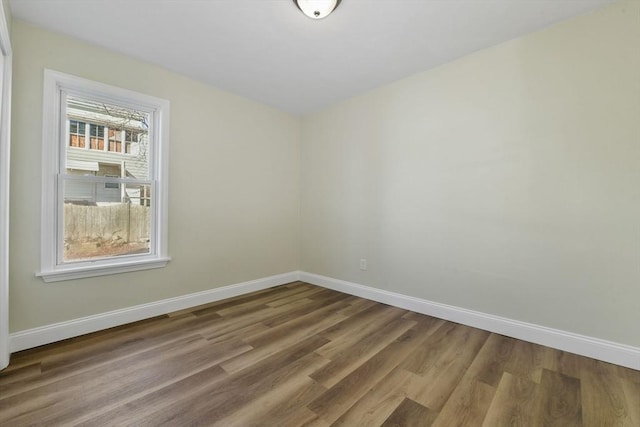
xmin=37 ymin=257 xmax=171 ymax=283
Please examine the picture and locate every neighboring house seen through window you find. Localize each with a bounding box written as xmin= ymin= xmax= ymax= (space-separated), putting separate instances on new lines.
xmin=39 ymin=70 xmax=170 ymax=282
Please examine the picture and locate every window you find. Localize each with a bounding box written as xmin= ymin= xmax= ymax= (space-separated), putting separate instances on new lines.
xmin=89 ymin=123 xmax=105 ymax=150
xmin=125 ymin=130 xmax=141 ymax=154
xmin=39 ymin=70 xmax=170 ymax=282
xmin=104 ymin=174 xmax=121 ymax=190
xmin=69 ymin=120 xmax=86 ymax=148
xmin=108 ymin=128 xmax=122 ymax=153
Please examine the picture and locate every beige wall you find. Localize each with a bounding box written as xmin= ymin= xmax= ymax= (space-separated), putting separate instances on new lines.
xmin=10 ymin=21 xmax=300 ymax=331
xmin=301 ymin=1 xmax=640 ymax=347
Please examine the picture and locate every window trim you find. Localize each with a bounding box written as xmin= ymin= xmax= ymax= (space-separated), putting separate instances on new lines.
xmin=38 ymin=70 xmax=170 ymax=283
xmin=0 ymin=0 xmax=14 ymax=369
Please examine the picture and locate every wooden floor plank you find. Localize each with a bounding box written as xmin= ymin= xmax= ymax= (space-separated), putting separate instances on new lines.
xmin=1 ymin=336 xmax=223 ymax=425
xmin=544 ymin=347 xmax=595 ymax=380
xmin=214 ymin=283 xmax=327 ymax=317
xmin=381 ymin=397 xmax=438 ymax=427
xmin=536 ymin=368 xmax=583 ymax=426
xmin=206 ymin=320 xmax=270 ymax=344
xmin=317 ymin=303 xmax=405 ymax=343
xmin=150 ymin=352 xmax=330 ymax=427
xmin=80 ymin=334 xmax=329 ymax=426
xmin=73 ymin=364 xmax=229 ymax=427
xmin=481 ymin=372 xmax=540 ymax=427
xmin=260 ymin=291 xmax=353 ymax=328
xmin=621 ymin=378 xmax=640 ymax=426
xmin=400 ymin=321 xmax=470 ymax=375
xmin=330 ymin=368 xmax=416 ymax=427
xmin=504 ymin=339 xmax=548 ymax=384
xmin=265 ymin=286 xmax=330 ymax=308
xmin=199 ymin=297 xmax=315 ymax=340
xmin=310 ymin=316 xmax=416 ymax=388
xmin=0 ymin=282 xmax=636 ymax=426
xmin=472 ymin=334 xmax=517 ymax=387
xmin=31 ymin=314 xmax=197 ymax=374
xmin=190 ymin=283 xmax=310 ymax=316
xmin=308 ymin=322 xmax=436 ymax=425
xmin=581 ymin=360 xmax=632 ymax=426
xmin=220 ymin=300 xmax=349 ymax=374
xmin=431 ymin=377 xmax=496 ymax=427
xmin=333 ymin=297 xmax=378 ymax=317
xmin=0 ymin=362 xmax=41 ymax=386
xmin=618 ymin=364 xmax=640 ymax=385
xmin=211 ymin=374 xmax=326 ymax=427
xmin=406 ymin=326 xmax=490 ymax=411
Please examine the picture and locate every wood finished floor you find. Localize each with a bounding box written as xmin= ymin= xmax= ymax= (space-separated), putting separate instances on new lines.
xmin=1 ymin=282 xmax=639 ymax=426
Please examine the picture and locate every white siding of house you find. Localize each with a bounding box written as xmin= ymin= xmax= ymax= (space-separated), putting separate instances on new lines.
xmin=66 ymin=143 xmax=148 ymax=180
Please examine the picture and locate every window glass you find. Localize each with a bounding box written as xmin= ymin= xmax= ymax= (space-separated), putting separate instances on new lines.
xmin=62 ymin=181 xmax=151 ymax=261
xmin=66 ymin=96 xmax=150 ymax=179
xmin=62 ymin=95 xmax=153 ymax=263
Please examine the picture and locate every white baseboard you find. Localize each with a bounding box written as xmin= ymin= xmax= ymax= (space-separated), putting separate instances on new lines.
xmin=10 ymin=271 xmax=300 ymax=353
xmin=300 ymin=272 xmax=640 ymax=371
xmin=10 ymin=270 xmax=640 ymax=371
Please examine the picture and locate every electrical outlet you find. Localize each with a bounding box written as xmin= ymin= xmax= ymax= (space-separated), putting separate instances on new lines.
xmin=360 ymin=258 xmax=367 ymax=270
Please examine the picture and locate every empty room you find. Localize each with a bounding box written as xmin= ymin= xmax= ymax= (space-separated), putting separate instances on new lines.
xmin=0 ymin=0 xmax=639 ymax=425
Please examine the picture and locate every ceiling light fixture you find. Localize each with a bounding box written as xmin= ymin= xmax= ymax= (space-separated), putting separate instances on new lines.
xmin=294 ymin=0 xmax=342 ymax=20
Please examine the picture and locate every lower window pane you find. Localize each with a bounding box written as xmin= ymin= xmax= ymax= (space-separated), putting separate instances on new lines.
xmin=63 ymin=181 xmax=151 ymax=262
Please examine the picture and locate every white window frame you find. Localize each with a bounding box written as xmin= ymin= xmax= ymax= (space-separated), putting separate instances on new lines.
xmin=0 ymin=0 xmax=13 ymax=369
xmin=38 ymin=70 xmax=170 ymax=282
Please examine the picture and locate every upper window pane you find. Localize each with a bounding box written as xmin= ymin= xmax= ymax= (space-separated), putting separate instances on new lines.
xmin=66 ymin=96 xmax=150 ymax=179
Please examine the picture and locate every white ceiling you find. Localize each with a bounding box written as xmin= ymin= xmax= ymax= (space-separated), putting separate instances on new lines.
xmin=10 ymin=0 xmax=614 ymax=116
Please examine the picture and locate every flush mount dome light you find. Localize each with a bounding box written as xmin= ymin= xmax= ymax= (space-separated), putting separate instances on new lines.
xmin=294 ymin=0 xmax=342 ymax=19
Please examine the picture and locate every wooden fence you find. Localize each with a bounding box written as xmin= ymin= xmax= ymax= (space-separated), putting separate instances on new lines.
xmin=64 ymin=203 xmax=149 ymax=243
